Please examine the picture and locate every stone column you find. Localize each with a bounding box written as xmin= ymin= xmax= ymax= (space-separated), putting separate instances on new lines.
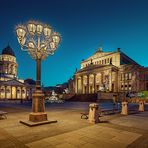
xmin=87 ymin=75 xmax=89 ymax=94
xmin=115 ymin=71 xmax=118 ymax=92
xmin=5 ymin=86 xmax=7 ymax=99
xmin=77 ymin=78 xmax=79 ymax=94
xmin=77 ymin=78 xmax=80 ymax=94
xmin=16 ymin=87 xmax=17 ymax=99
xmin=94 ymin=74 xmax=96 ymax=93
xmin=11 ymin=86 xmax=12 ymax=99
xmin=75 ymin=76 xmax=78 ymax=94
xmin=121 ymin=102 xmax=128 ymax=115
xmin=109 ymin=70 xmax=112 ymax=91
xmin=25 ymin=87 xmax=27 ymax=99
xmin=101 ymin=72 xmax=104 ymax=84
xmin=81 ymin=76 xmax=83 ymax=94
xmin=21 ymin=87 xmax=23 ymax=99
xmin=88 ymin=103 xmax=100 ymax=123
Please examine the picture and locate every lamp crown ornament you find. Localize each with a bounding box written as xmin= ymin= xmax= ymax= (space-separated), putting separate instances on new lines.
xmin=15 ymin=20 xmax=61 ymax=60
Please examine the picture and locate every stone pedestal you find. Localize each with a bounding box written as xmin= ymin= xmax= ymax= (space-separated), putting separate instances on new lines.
xmin=88 ymin=103 xmax=99 ymax=124
xmin=29 ymin=112 xmax=47 ymax=122
xmin=139 ymin=100 xmax=144 ymax=112
xmin=20 ymin=90 xmax=57 ymax=126
xmin=121 ymin=102 xmax=128 ymax=115
xmin=29 ymin=90 xmax=47 ymax=122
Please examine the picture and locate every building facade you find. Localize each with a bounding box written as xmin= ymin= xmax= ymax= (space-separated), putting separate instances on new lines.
xmin=72 ymin=48 xmax=148 ymax=94
xmin=0 ymin=46 xmax=35 ymax=100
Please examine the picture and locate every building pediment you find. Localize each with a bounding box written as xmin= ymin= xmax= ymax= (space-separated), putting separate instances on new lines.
xmin=0 ymin=79 xmax=25 ymax=86
xmin=76 ymin=64 xmax=118 ymax=74
xmin=83 ymin=51 xmax=115 ymax=62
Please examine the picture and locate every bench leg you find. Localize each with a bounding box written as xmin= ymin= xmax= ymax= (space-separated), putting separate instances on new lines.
xmin=81 ymin=114 xmax=88 ymax=119
xmin=0 ymin=115 xmax=7 ymax=119
xmin=4 ymin=115 xmax=7 ymax=119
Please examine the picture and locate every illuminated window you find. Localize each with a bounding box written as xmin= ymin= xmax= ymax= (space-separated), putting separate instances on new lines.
xmin=6 ymin=89 xmax=10 ymax=93
xmin=121 ymin=83 xmax=124 ymax=90
xmin=121 ymin=73 xmax=124 ymax=81
xmin=129 ymin=73 xmax=132 ymax=80
xmin=83 ymin=77 xmax=87 ymax=84
xmin=125 ymin=83 xmax=128 ymax=90
xmin=17 ymin=89 xmax=20 ymax=93
xmin=22 ymin=90 xmax=25 ymax=93
xmin=1 ymin=89 xmax=4 ymax=93
xmin=129 ymin=83 xmax=131 ymax=90
xmin=125 ymin=73 xmax=128 ymax=80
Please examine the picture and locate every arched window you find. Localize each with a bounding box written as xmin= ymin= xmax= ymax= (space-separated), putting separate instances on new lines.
xmin=17 ymin=89 xmax=20 ymax=93
xmin=6 ymin=89 xmax=10 ymax=93
xmin=0 ymin=88 xmax=4 ymax=93
xmin=22 ymin=90 xmax=25 ymax=94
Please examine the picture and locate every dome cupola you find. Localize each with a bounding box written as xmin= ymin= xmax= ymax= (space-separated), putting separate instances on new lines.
xmin=2 ymin=45 xmax=15 ymax=57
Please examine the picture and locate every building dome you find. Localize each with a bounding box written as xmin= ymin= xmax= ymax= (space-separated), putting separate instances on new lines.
xmin=0 ymin=45 xmax=18 ymax=79
xmin=2 ymin=46 xmax=15 ymax=57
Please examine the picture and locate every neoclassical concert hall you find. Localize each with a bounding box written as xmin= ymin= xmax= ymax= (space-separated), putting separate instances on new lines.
xmin=72 ymin=47 xmax=148 ymax=94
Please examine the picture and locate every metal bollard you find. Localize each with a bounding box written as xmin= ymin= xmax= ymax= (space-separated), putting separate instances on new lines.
xmin=88 ymin=103 xmax=99 ymax=124
xmin=121 ymin=102 xmax=128 ymax=115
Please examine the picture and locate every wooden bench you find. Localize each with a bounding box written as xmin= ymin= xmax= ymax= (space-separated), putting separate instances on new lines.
xmin=80 ymin=111 xmax=102 ymax=119
xmin=0 ymin=111 xmax=7 ymax=119
xmin=80 ymin=108 xmax=117 ymax=119
xmin=100 ymin=109 xmax=115 ymax=115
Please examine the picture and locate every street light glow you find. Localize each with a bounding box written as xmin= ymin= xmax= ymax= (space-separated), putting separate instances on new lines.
xmin=15 ymin=21 xmax=61 ymax=60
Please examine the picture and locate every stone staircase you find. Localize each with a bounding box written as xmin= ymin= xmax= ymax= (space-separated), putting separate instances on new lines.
xmin=66 ymin=94 xmax=97 ymax=102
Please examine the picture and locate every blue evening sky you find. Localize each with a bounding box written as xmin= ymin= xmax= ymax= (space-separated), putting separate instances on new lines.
xmin=0 ymin=0 xmax=148 ymax=86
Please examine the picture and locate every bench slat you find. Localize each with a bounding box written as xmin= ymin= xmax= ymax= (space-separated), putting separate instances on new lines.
xmin=0 ymin=111 xmax=7 ymax=119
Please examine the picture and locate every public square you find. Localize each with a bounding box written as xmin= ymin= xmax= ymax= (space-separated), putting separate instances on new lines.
xmin=0 ymin=0 xmax=148 ymax=148
xmin=0 ymin=101 xmax=148 ymax=148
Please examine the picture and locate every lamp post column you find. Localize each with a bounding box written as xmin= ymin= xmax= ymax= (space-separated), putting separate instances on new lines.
xmin=29 ymin=58 xmax=47 ymax=122
xmin=36 ymin=58 xmax=41 ymax=90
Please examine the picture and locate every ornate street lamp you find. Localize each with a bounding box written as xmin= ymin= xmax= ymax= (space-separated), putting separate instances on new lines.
xmin=15 ymin=21 xmax=61 ymax=125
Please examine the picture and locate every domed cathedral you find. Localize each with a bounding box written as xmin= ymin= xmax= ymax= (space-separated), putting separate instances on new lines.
xmin=0 ymin=45 xmax=35 ymax=100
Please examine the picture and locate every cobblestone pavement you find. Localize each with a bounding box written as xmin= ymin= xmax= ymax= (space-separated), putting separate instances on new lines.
xmin=0 ymin=102 xmax=147 ymax=148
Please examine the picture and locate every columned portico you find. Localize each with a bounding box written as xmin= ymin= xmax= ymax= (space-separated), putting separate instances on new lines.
xmin=74 ymin=64 xmax=119 ymax=94
xmin=72 ymin=48 xmax=148 ymax=95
